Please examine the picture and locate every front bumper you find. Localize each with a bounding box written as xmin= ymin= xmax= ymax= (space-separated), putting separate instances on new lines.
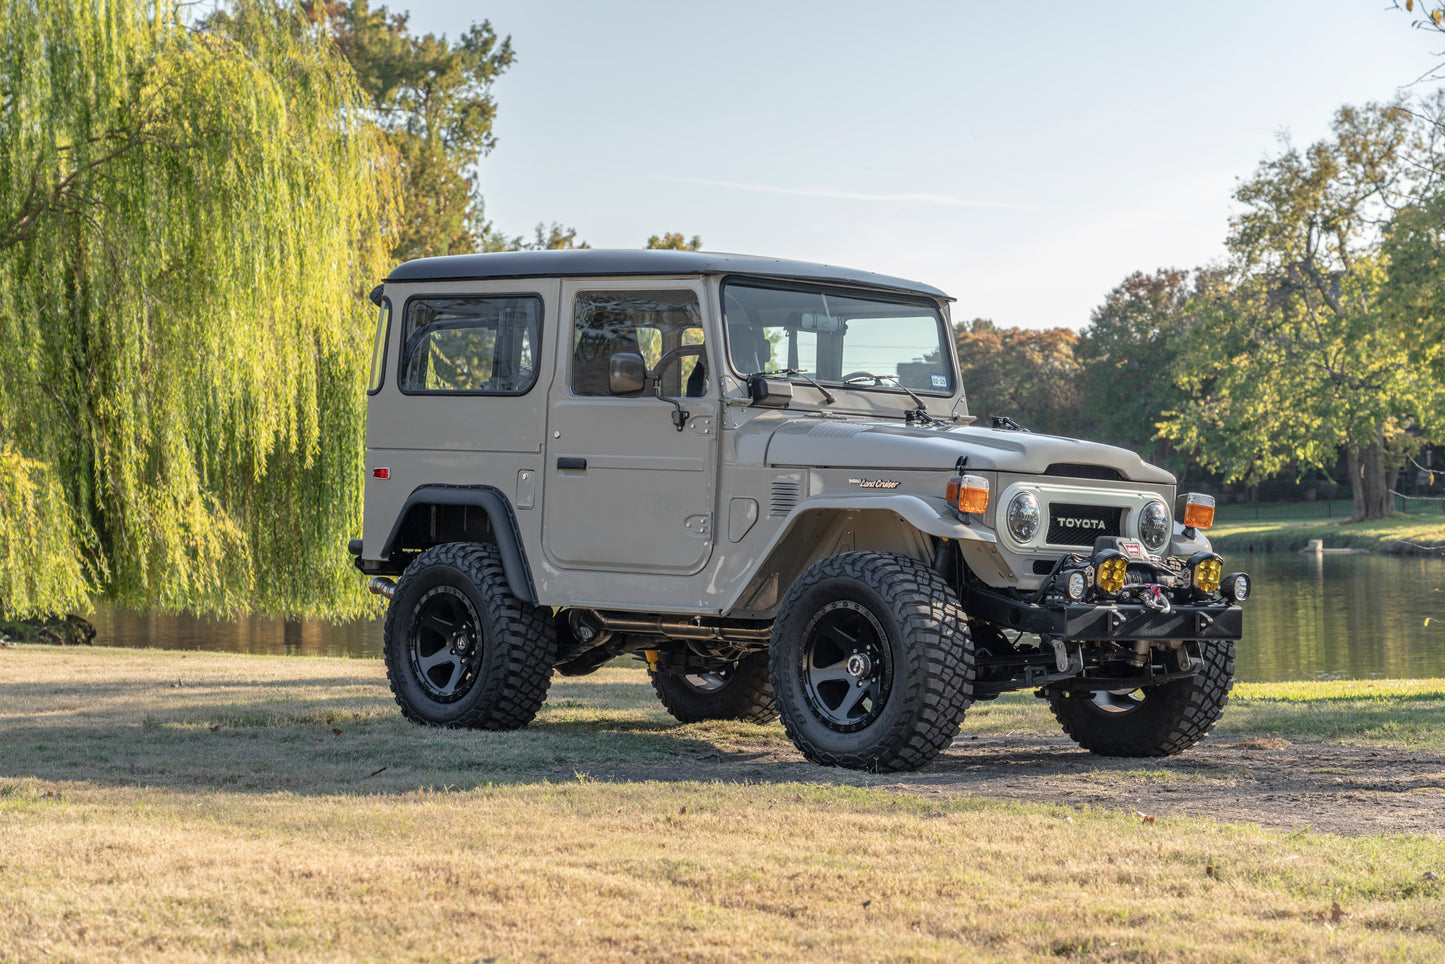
xmin=966 ymin=587 xmax=1243 ymax=642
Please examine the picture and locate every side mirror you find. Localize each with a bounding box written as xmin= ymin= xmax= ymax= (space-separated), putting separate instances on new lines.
xmin=747 ymin=375 xmax=793 ymax=409
xmin=608 ymin=352 xmax=647 ymax=395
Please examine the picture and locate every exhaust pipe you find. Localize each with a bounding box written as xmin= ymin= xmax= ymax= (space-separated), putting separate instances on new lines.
xmin=367 ymin=576 xmax=396 ymax=599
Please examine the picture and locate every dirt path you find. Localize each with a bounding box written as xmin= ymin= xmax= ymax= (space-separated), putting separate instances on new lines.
xmin=608 ymin=734 xmax=1445 ymax=837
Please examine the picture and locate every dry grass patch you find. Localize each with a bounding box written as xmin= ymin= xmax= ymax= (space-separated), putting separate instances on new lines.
xmin=2 ymin=646 xmax=1444 ymax=962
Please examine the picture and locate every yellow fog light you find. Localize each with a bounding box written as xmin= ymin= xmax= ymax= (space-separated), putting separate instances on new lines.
xmin=1190 ymin=551 xmax=1224 ymax=593
xmin=1095 ymin=554 xmax=1127 ymax=595
xmin=947 ymin=474 xmax=990 ymax=514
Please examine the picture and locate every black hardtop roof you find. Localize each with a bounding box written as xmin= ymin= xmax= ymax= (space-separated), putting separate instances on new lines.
xmin=384 ymin=248 xmax=952 ymax=300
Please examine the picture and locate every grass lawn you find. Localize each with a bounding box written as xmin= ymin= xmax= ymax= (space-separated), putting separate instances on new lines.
xmin=1209 ymin=513 xmax=1445 ymax=555
xmin=2 ymin=646 xmax=1443 ymax=962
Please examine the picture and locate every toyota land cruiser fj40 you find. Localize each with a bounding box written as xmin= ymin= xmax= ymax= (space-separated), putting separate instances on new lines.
xmin=350 ymin=249 xmax=1249 ymax=773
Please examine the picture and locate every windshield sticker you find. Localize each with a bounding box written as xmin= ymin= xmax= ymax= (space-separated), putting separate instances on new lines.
xmin=848 ymin=478 xmax=902 ymax=489
xmin=930 ymin=373 xmax=948 ymax=389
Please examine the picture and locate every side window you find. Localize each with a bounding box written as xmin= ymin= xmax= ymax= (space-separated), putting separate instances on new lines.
xmin=367 ymin=299 xmax=390 ymax=394
xmin=571 ymin=289 xmax=706 ymax=397
xmin=398 ymin=295 xmax=542 ymax=394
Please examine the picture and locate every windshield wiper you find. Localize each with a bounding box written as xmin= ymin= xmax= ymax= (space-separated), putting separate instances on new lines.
xmin=841 ymin=371 xmax=945 ymax=424
xmin=753 ymin=368 xmax=835 ymax=404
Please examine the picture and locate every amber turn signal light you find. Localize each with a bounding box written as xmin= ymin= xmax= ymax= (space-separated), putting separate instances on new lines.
xmin=1176 ymin=492 xmax=1215 ymax=530
xmin=947 ymin=474 xmax=990 ymax=514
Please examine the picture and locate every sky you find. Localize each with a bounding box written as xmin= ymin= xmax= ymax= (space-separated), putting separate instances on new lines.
xmin=394 ymin=1 xmax=1440 ymax=330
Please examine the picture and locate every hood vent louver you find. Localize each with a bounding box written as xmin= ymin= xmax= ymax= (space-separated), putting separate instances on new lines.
xmin=770 ymin=479 xmax=802 ymax=517
xmin=1043 ymin=463 xmax=1123 ymax=482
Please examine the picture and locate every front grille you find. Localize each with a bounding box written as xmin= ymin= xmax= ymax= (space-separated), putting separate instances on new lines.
xmin=1043 ymin=463 xmax=1122 ymax=482
xmin=1046 ymin=503 xmax=1122 ymax=546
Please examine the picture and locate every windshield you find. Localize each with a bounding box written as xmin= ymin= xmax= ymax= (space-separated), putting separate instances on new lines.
xmin=721 ymin=280 xmax=954 ymax=393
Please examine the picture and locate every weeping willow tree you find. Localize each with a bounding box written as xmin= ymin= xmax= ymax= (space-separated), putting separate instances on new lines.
xmin=0 ymin=0 xmax=397 ymax=619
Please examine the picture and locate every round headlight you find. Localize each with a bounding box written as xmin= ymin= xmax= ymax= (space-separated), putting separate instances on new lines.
xmin=1139 ymin=500 xmax=1170 ymax=552
xmin=1006 ymin=492 xmax=1041 ymax=544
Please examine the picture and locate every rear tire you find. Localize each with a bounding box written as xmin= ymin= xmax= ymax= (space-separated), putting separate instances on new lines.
xmin=383 ymin=543 xmax=555 ymax=730
xmin=770 ymin=552 xmax=974 ymax=772
xmin=651 ymin=652 xmax=777 ymax=723
xmin=1047 ymin=640 xmax=1235 ymax=756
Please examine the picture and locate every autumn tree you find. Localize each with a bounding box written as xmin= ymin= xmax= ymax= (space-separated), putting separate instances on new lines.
xmin=954 ymin=320 xmax=1082 ymax=437
xmin=0 ymin=0 xmax=395 ymax=618
xmin=1160 ymin=100 xmax=1445 ymax=520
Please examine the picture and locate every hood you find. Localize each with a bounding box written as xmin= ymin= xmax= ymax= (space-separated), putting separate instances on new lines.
xmin=762 ymin=419 xmax=1175 ymax=484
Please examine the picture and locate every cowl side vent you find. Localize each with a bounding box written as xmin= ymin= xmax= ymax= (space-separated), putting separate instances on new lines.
xmin=770 ymin=479 xmax=802 ymax=517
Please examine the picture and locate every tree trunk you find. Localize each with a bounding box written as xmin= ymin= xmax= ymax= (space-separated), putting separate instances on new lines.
xmin=1347 ymin=435 xmax=1394 ymax=521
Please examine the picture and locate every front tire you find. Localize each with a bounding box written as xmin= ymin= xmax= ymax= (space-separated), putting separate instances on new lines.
xmin=1047 ymin=640 xmax=1235 ymax=756
xmin=651 ymin=652 xmax=777 ymax=724
xmin=770 ymin=552 xmax=974 ymax=772
xmin=383 ymin=543 xmax=555 ymax=730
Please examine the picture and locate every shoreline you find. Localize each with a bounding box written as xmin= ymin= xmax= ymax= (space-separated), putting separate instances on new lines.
xmin=1208 ymin=515 xmax=1445 ymax=556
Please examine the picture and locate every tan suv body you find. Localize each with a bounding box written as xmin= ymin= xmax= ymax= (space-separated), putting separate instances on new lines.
xmin=353 ymin=250 xmax=1248 ymax=772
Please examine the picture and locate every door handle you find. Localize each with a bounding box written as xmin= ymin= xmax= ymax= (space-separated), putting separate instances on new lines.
xmin=557 ymin=457 xmax=587 ymax=471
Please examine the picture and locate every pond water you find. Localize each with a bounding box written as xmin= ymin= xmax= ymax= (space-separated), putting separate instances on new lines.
xmin=86 ymin=553 xmax=1445 ymax=683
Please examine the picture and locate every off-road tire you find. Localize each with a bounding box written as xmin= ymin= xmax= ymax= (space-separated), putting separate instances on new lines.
xmin=770 ymin=551 xmax=974 ymax=772
xmin=650 ymin=652 xmax=778 ymax=724
xmin=1047 ymin=640 xmax=1235 ymax=756
xmin=383 ymin=542 xmax=555 ymax=730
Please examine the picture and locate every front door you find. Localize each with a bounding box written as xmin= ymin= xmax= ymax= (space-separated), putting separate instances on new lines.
xmin=543 ymin=280 xmax=718 ymax=574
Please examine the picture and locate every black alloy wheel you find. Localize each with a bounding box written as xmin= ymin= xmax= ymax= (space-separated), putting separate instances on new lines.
xmin=405 ymin=585 xmax=484 ymax=702
xmin=799 ymin=600 xmax=892 ymax=732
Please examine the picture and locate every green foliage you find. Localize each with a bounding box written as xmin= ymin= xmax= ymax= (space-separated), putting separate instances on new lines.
xmin=524 ymin=222 xmax=589 ymax=250
xmin=304 ymin=1 xmax=513 ymax=260
xmin=1159 ymin=99 xmax=1445 ymax=519
xmin=954 ymin=319 xmax=1082 ymax=436
xmin=0 ymin=446 xmax=90 ymax=616
xmin=1076 ymin=269 xmax=1198 ymax=469
xmin=646 ymin=232 xmax=703 ymax=251
xmin=0 ymin=0 xmax=396 ymax=618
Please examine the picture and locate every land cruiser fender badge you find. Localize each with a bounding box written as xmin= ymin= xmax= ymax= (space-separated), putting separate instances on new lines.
xmin=847 ymin=478 xmax=901 ymax=489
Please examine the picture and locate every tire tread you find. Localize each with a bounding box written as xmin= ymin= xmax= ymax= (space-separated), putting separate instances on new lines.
xmin=383 ymin=542 xmax=555 ymax=731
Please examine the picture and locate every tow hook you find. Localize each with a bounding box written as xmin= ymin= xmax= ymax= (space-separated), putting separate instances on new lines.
xmin=1140 ymin=585 xmax=1172 ymax=614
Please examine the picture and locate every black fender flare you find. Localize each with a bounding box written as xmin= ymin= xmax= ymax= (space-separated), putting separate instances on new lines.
xmin=380 ymin=484 xmax=538 ymax=604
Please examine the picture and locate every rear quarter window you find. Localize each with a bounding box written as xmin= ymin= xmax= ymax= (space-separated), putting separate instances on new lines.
xmin=398 ymin=295 xmax=542 ymax=394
